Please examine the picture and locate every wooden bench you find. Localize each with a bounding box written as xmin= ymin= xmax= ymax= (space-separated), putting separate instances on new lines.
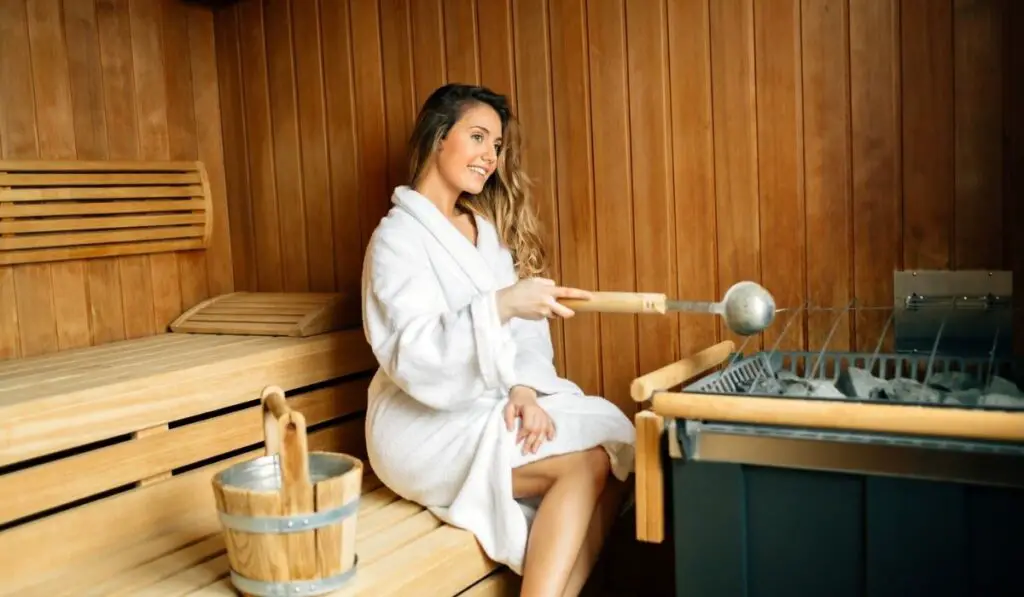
xmin=0 ymin=159 xmax=213 ymax=266
xmin=0 ymin=322 xmax=518 ymax=596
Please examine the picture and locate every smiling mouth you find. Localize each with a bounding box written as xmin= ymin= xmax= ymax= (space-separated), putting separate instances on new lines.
xmin=468 ymin=165 xmax=488 ymax=178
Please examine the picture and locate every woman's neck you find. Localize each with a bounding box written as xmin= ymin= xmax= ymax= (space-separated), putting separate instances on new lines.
xmin=413 ymin=171 xmax=461 ymax=219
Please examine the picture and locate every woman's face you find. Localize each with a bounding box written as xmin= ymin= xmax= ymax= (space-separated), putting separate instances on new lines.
xmin=433 ymin=103 xmax=503 ymax=196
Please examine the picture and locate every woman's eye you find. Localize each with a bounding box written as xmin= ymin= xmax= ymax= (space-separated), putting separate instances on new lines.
xmin=471 ymin=133 xmax=483 ymax=142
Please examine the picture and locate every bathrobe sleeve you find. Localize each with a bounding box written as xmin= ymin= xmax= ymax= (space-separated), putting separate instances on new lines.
xmin=507 ymin=317 xmax=585 ymax=397
xmin=363 ymin=230 xmax=516 ymax=411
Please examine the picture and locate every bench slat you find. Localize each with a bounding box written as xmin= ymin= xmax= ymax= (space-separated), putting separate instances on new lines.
xmin=0 ymin=330 xmax=376 ymax=466
xmin=0 ymin=379 xmax=369 ymax=525
xmin=0 ymin=185 xmax=205 ymax=201
xmin=0 ymin=199 xmax=206 ymax=216
xmin=0 ymin=160 xmax=203 ymax=172
xmin=0 ymin=172 xmax=201 ymax=186
xmin=0 ymin=213 xmax=206 ymax=233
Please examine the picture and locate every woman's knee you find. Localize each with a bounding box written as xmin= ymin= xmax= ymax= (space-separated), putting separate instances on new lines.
xmin=551 ymin=447 xmax=610 ymax=490
xmin=511 ymin=447 xmax=611 ymax=497
xmin=581 ymin=446 xmax=611 ymax=488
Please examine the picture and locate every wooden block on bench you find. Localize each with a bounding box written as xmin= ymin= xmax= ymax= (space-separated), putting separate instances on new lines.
xmin=0 ymin=159 xmax=213 ymax=265
xmin=170 ymin=291 xmax=360 ymax=337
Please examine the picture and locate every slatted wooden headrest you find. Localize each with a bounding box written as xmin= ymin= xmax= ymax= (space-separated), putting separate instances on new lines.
xmin=0 ymin=160 xmax=212 ymax=265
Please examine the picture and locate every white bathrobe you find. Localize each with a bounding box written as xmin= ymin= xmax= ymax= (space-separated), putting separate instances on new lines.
xmin=361 ymin=185 xmax=636 ymax=575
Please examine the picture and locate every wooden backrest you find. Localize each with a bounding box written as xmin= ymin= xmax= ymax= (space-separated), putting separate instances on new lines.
xmin=0 ymin=160 xmax=213 ymax=265
xmin=0 ymin=329 xmax=376 ymax=592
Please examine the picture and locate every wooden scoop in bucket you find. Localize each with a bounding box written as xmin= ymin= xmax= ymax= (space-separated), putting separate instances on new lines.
xmin=559 ymin=280 xmax=778 ymax=336
xmin=211 ymin=386 xmax=363 ymax=596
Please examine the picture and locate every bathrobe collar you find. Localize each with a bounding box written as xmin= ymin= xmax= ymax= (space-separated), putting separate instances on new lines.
xmin=392 ymin=185 xmax=497 ymax=293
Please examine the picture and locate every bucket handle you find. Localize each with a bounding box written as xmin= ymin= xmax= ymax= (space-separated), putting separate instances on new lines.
xmin=260 ymin=386 xmax=313 ymax=504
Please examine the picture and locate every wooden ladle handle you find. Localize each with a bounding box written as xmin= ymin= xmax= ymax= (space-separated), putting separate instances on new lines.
xmin=262 ymin=385 xmax=290 ymax=421
xmin=260 ymin=385 xmax=312 ymax=498
xmin=559 ymin=291 xmax=668 ymax=314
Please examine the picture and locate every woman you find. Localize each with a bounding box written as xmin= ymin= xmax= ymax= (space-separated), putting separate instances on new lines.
xmin=361 ymin=83 xmax=636 ymax=597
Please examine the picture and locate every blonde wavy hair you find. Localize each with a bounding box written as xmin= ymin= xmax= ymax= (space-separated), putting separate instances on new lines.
xmin=407 ymin=84 xmax=548 ymax=279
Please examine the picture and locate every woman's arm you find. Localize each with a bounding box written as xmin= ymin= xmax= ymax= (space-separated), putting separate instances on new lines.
xmin=363 ymin=232 xmax=515 ymax=410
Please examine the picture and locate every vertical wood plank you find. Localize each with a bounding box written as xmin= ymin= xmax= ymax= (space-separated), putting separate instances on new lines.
xmin=409 ymin=0 xmax=446 ymax=107
xmin=214 ymin=5 xmax=255 ymax=291
xmin=627 ymin=0 xmax=679 ymax=379
xmin=850 ymin=0 xmax=902 ymax=352
xmin=513 ymin=0 xmax=565 ymax=375
xmin=292 ymin=0 xmax=334 ymax=292
xmin=89 ymin=0 xmax=128 ymax=344
xmin=129 ymin=0 xmax=175 ymax=334
xmin=9 ymin=0 xmax=59 ymax=358
xmin=802 ymin=0 xmax=853 ymax=353
xmin=710 ymin=0 xmax=762 ymax=349
xmin=28 ymin=0 xmax=86 ymax=353
xmin=0 ymin=0 xmax=38 ymax=162
xmin=0 ymin=267 xmax=17 ymax=360
xmin=163 ymin=0 xmax=198 ymax=162
xmin=12 ymin=264 xmax=57 ymax=357
xmin=902 ymin=0 xmax=954 ymax=270
xmin=265 ymin=0 xmax=309 ymax=292
xmin=64 ymin=0 xmax=108 ymax=161
xmin=187 ymin=4 xmax=234 ymax=297
xmin=321 ymin=0 xmax=364 ymax=293
xmin=238 ymin=0 xmax=284 ymax=291
xmin=549 ymin=0 xmax=601 ymax=396
xmin=349 ymin=0 xmax=391 ymax=248
xmin=953 ymin=0 xmax=1004 ymax=269
xmin=754 ymin=0 xmax=806 ymax=352
xmin=588 ymin=0 xmax=638 ymax=413
xmin=51 ymin=0 xmax=97 ymax=354
xmin=162 ymin=0 xmax=209 ymax=311
xmin=668 ymin=0 xmax=719 ymax=360
xmin=27 ymin=0 xmax=76 ymax=159
xmin=380 ymin=0 xmax=416 ymax=191
xmin=477 ymin=0 xmax=516 ymax=105
xmin=444 ymin=0 xmax=480 ymax=85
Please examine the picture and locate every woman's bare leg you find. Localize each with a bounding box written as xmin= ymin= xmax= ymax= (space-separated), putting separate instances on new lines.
xmin=559 ymin=477 xmax=629 ymax=597
xmin=511 ymin=447 xmax=611 ymax=597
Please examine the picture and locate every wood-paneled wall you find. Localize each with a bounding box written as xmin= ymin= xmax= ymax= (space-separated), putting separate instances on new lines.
xmin=0 ymin=0 xmax=233 ymax=360
xmin=214 ymin=0 xmax=1020 ymax=413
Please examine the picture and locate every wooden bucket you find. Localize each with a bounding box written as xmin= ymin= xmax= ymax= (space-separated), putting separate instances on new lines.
xmin=212 ymin=386 xmax=362 ymax=596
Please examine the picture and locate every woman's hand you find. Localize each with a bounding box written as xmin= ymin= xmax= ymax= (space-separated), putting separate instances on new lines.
xmin=495 ymin=278 xmax=593 ymax=323
xmin=503 ymin=385 xmax=555 ymax=455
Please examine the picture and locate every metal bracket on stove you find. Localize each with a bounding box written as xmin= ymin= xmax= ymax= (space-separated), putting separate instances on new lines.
xmin=893 ymin=270 xmax=1013 ymax=358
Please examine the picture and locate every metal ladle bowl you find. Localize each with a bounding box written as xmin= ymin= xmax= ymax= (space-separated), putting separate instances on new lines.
xmin=714 ymin=281 xmax=778 ymax=336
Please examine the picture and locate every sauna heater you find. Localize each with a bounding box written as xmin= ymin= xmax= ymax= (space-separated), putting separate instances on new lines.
xmin=650 ymin=270 xmax=1023 ymax=597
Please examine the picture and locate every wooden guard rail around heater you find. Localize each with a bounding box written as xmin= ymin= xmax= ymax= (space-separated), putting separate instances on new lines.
xmin=0 ymin=326 xmax=518 ymax=596
xmin=629 ymin=339 xmax=1024 ymax=544
xmin=630 ymin=340 xmax=736 ymax=544
xmin=0 ymin=160 xmax=213 ymax=265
